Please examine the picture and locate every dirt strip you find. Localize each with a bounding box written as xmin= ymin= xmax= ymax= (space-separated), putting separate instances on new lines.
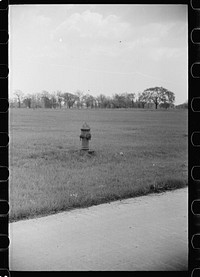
xmin=9 ymin=187 xmax=188 ymax=271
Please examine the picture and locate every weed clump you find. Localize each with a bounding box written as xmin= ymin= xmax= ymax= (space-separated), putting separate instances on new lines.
xmin=149 ymin=179 xmax=187 ymax=193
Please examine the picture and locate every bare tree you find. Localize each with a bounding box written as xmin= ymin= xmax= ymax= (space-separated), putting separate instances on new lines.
xmin=23 ymin=96 xmax=32 ymax=108
xmin=138 ymin=91 xmax=149 ymax=108
xmin=96 ymin=94 xmax=109 ymax=108
xmin=127 ymin=93 xmax=135 ymax=108
xmin=63 ymin=92 xmax=78 ymax=109
xmin=56 ymin=91 xmax=64 ymax=109
xmin=75 ymin=90 xmax=84 ymax=109
xmin=14 ymin=90 xmax=23 ymax=108
xmin=82 ymin=94 xmax=96 ymax=108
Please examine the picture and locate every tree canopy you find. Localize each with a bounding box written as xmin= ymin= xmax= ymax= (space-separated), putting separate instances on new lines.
xmin=143 ymin=87 xmax=175 ymax=109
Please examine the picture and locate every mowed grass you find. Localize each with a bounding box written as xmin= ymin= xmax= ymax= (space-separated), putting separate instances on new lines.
xmin=9 ymin=108 xmax=188 ymax=222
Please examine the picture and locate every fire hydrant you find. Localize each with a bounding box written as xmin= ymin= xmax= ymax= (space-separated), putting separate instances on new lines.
xmin=80 ymin=122 xmax=91 ymax=151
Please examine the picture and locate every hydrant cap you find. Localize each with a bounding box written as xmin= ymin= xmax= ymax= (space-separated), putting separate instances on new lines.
xmin=81 ymin=122 xmax=90 ymax=131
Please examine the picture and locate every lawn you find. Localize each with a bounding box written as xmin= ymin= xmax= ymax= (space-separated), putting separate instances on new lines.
xmin=9 ymin=108 xmax=188 ymax=222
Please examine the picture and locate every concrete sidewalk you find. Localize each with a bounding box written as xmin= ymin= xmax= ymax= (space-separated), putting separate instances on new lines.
xmin=9 ymin=188 xmax=188 ymax=271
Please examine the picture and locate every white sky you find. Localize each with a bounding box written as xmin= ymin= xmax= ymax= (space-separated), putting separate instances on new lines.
xmin=9 ymin=4 xmax=188 ymax=104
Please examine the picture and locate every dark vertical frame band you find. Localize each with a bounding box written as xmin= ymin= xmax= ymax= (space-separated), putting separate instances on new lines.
xmin=0 ymin=0 xmax=8 ymax=273
xmin=189 ymin=0 xmax=200 ymax=275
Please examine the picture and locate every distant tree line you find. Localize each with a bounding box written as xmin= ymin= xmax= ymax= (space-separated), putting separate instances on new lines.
xmin=9 ymin=87 xmax=184 ymax=110
xmin=175 ymin=101 xmax=188 ymax=109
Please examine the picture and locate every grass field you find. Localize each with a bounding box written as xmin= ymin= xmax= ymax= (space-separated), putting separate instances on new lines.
xmin=9 ymin=108 xmax=188 ymax=222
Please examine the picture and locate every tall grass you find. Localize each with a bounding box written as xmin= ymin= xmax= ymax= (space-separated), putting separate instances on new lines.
xmin=9 ymin=108 xmax=188 ymax=222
